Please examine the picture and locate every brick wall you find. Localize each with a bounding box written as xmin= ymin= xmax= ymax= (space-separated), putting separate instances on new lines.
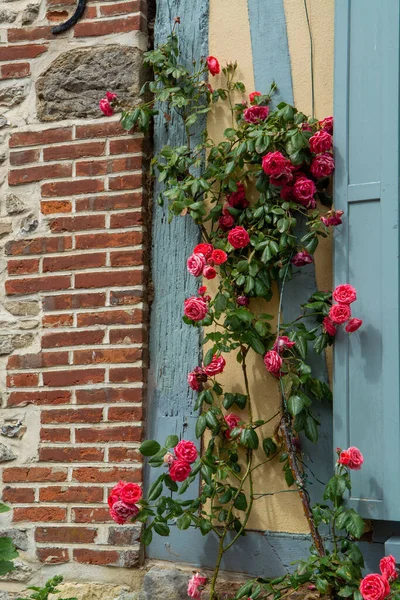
xmin=0 ymin=0 xmax=150 ymax=585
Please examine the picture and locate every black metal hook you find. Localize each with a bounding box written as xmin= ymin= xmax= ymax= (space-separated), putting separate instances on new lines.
xmin=51 ymin=0 xmax=87 ymax=35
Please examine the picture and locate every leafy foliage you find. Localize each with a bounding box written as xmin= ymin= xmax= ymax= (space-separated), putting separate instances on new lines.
xmin=16 ymin=576 xmax=77 ymax=600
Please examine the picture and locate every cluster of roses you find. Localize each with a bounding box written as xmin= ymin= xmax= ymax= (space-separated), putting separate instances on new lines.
xmin=360 ymin=555 xmax=398 ymax=600
xmin=108 ymin=481 xmax=142 ymax=524
xmin=99 ymin=91 xmax=118 ymax=117
xmin=337 ymin=445 xmax=364 ymax=470
xmin=164 ymin=440 xmax=198 ymax=482
xmin=187 ymin=243 xmax=228 ymax=281
xmin=324 ymin=284 xmax=362 ymax=336
xmin=218 ymin=183 xmax=249 ymax=232
xmin=264 ymin=335 xmax=296 ymax=377
xmin=188 ymin=354 xmax=226 ymax=391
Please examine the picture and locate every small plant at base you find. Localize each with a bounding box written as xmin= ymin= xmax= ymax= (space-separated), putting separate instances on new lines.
xmin=16 ymin=576 xmax=77 ymax=600
xmin=0 ymin=502 xmax=18 ymax=577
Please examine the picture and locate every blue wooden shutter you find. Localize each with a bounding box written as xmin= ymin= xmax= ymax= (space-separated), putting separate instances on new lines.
xmin=334 ymin=0 xmax=400 ymax=520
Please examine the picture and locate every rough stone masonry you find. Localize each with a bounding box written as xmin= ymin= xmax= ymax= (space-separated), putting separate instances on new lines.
xmin=0 ymin=0 xmax=151 ymax=595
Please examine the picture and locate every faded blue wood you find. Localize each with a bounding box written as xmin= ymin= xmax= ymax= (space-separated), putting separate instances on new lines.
xmin=333 ymin=0 xmax=400 ymax=521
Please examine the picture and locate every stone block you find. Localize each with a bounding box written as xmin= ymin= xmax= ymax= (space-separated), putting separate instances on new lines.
xmin=6 ymin=194 xmax=26 ymax=216
xmin=4 ymin=301 xmax=40 ymax=317
xmin=0 ymin=443 xmax=16 ymax=462
xmin=142 ymin=567 xmax=190 ymax=600
xmin=0 ymin=528 xmax=28 ymax=551
xmin=0 ymin=334 xmax=33 ymax=355
xmin=0 ymin=84 xmax=27 ymax=107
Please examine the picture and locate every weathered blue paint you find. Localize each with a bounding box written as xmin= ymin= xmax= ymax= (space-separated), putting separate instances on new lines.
xmin=333 ymin=0 xmax=400 ymax=521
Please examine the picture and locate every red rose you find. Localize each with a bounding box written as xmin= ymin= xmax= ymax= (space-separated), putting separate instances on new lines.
xmin=169 ymin=459 xmax=191 ymax=482
xmin=106 ymin=91 xmax=117 ymax=102
xmin=224 ymin=413 xmax=242 ymax=438
xmin=203 ymin=265 xmax=217 ymax=280
xmin=264 ymin=350 xmax=282 ymax=375
xmin=174 ymin=440 xmax=198 ymax=464
xmin=310 ymin=153 xmax=335 ymax=178
xmin=243 ymin=105 xmax=269 ymax=123
xmin=108 ymin=480 xmax=126 ymax=507
xmin=110 ymin=501 xmax=139 ymax=525
xmin=188 ymin=573 xmax=208 ymax=599
xmin=262 ymin=151 xmax=290 ymax=178
xmin=187 ymin=253 xmax=206 ymax=277
xmin=187 ymin=367 xmax=207 ymax=391
xmin=219 ymin=213 xmax=235 ymax=231
xmin=291 ymin=251 xmax=313 ymax=267
xmin=323 ymin=317 xmax=337 ymax=337
xmin=380 ymin=555 xmax=398 ymax=582
xmin=204 ymin=354 xmax=226 ymax=376
xmin=329 ymin=303 xmax=351 ymax=324
xmin=280 ymin=185 xmax=296 ymax=203
xmin=99 ymin=98 xmax=113 ymax=116
xmin=120 ymin=482 xmax=142 ymax=505
xmin=206 ymin=56 xmax=220 ymax=76
xmin=320 ymin=116 xmax=333 ymax=134
xmin=249 ymin=91 xmax=261 ymax=104
xmin=184 ymin=297 xmax=208 ymax=321
xmin=360 ymin=574 xmax=390 ymax=600
xmin=338 ymin=450 xmax=351 ymax=466
xmin=309 ymin=130 xmax=332 ymax=153
xmin=273 ymin=336 xmax=296 ymax=352
xmin=321 ymin=210 xmax=344 ymax=227
xmin=293 ymin=176 xmax=316 ymax=207
xmin=345 ymin=318 xmax=362 ymax=333
xmin=333 ymin=284 xmax=357 ymax=304
xmin=346 ymin=446 xmax=364 ymax=470
xmin=211 ymin=249 xmax=227 ymax=264
xmin=269 ymin=167 xmax=293 ymax=187
xmin=237 ymin=295 xmax=249 ymax=306
xmin=228 ymin=226 xmax=250 ymax=249
xmin=227 ymin=183 xmax=249 ymax=210
xmin=194 ymin=243 xmax=213 ymax=258
xmin=198 ymin=286 xmax=207 ymax=295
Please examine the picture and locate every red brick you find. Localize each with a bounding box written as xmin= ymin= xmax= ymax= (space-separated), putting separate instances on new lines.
xmin=41 ymin=408 xmax=103 ymax=424
xmin=3 ymin=487 xmax=35 ymax=503
xmin=6 ymin=372 xmax=39 ymax=388
xmin=13 ymin=507 xmax=66 ymax=522
xmin=72 ymin=467 xmax=141 ymax=483
xmin=75 ymin=425 xmax=141 ymax=443
xmin=74 ymin=15 xmax=142 ymax=37
xmin=76 ymin=192 xmax=142 ymax=212
xmin=7 ymin=390 xmax=71 ymax=407
xmin=7 ymin=352 xmax=69 ymax=369
xmin=46 ymin=9 xmax=70 ymax=22
xmin=72 ymin=507 xmax=112 ymax=523
xmin=75 ymin=121 xmax=126 ymax=140
xmin=5 ymin=275 xmax=70 ymax=295
xmin=35 ymin=526 xmax=97 ymax=544
xmin=76 ymin=156 xmax=142 ymax=177
xmin=73 ymin=548 xmax=119 ymax=566
xmin=43 ymin=369 xmax=105 ymax=387
xmin=43 ymin=141 xmax=106 ymax=162
xmin=9 ymin=163 xmax=71 ymax=186
xmin=109 ymin=174 xmax=142 ymax=191
xmin=109 ymin=138 xmax=143 ymax=155
xmin=10 ymin=150 xmax=40 ymax=167
xmin=3 ymin=467 xmax=67 ymax=483
xmin=76 ymin=387 xmax=142 ymax=405
xmin=43 ymin=292 xmax=106 ymax=311
xmin=42 ymin=179 xmax=104 ymax=198
xmin=8 ymin=26 xmax=54 ymax=43
xmin=74 ymin=348 xmax=141 ymax=365
xmin=109 ymin=327 xmax=144 ymax=344
xmin=47 ymin=0 xmax=76 ymax=5
xmin=10 ymin=128 xmax=72 ymax=148
xmin=75 ymin=270 xmax=143 ymax=289
xmin=42 ymin=313 xmax=74 ymax=328
xmin=76 ymin=231 xmax=142 ymax=250
xmin=39 ymin=447 xmax=104 ymax=462
xmin=110 ymin=212 xmax=143 ymax=229
xmin=110 ymin=290 xmax=143 ymax=305
xmin=41 ymin=201 xmax=72 ymax=214
xmin=8 ymin=258 xmax=39 ymax=275
xmin=5 ymin=236 xmax=72 ymax=256
xmin=43 ymin=252 xmax=106 ymax=272
xmin=109 ymin=368 xmax=144 ymax=384
xmin=37 ymin=548 xmax=69 ymax=564
xmin=50 ymin=215 xmax=105 ymax=233
xmin=1 ymin=63 xmax=30 ymax=79
xmin=42 ymin=330 xmax=105 ymax=349
xmin=40 ymin=486 xmax=103 ymax=503
xmin=110 ymin=251 xmax=144 ymax=268
xmin=77 ymin=309 xmax=142 ymax=327
xmin=109 ymin=447 xmax=142 ymax=463
xmin=108 ymin=406 xmax=143 ymax=422
xmin=41 ymin=427 xmax=70 ymax=442
xmin=100 ymin=1 xmax=139 ymax=16
xmin=0 ymin=44 xmax=48 ymax=61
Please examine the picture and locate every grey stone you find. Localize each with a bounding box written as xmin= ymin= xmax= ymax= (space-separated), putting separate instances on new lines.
xmin=6 ymin=194 xmax=26 ymax=215
xmin=1 ymin=420 xmax=26 ymax=438
xmin=19 ymin=319 xmax=39 ymax=330
xmin=0 ymin=334 xmax=33 ymax=355
xmin=19 ymin=214 xmax=38 ymax=235
xmin=4 ymin=301 xmax=40 ymax=317
xmin=114 ymin=594 xmax=146 ymax=600
xmin=0 ymin=529 xmax=28 ymax=551
xmin=36 ymin=45 xmax=144 ymax=121
xmin=0 ymin=84 xmax=27 ymax=107
xmin=0 ymin=559 xmax=33 ymax=582
xmin=21 ymin=3 xmax=39 ymax=25
xmin=0 ymin=222 xmax=12 ymax=238
xmin=0 ymin=443 xmax=16 ymax=462
xmin=142 ymin=567 xmax=190 ymax=600
xmin=0 ymin=9 xmax=16 ymax=23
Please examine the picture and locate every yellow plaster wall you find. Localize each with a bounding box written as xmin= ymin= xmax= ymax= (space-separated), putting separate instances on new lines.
xmin=207 ymin=0 xmax=334 ymax=533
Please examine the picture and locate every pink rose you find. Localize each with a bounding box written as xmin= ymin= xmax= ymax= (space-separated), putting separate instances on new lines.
xmin=338 ymin=450 xmax=351 ymax=466
xmin=321 ymin=210 xmax=344 ymax=227
xmin=237 ymin=295 xmax=249 ymax=306
xmin=110 ymin=500 xmax=139 ymax=525
xmin=320 ymin=116 xmax=333 ymax=134
xmin=269 ymin=167 xmax=293 ymax=187
xmin=309 ymin=130 xmax=333 ymax=153
xmin=224 ymin=413 xmax=242 ymax=438
xmin=227 ymin=183 xmax=249 ymax=210
xmin=273 ymin=336 xmax=296 ymax=352
xmin=243 ymin=105 xmax=269 ymax=123
xmin=99 ymin=98 xmax=113 ymax=116
xmin=119 ymin=482 xmax=142 ymax=505
xmin=323 ymin=317 xmax=337 ymax=337
xmin=203 ymin=265 xmax=217 ymax=280
xmin=333 ymin=284 xmax=357 ymax=304
xmin=174 ymin=440 xmax=198 ymax=464
xmin=198 ymin=286 xmax=207 ymax=295
xmin=187 ymin=367 xmax=207 ymax=391
xmin=211 ymin=249 xmax=227 ymax=265
xmin=204 ymin=354 xmax=226 ymax=376
xmin=345 ymin=318 xmax=362 ymax=333
xmin=194 ymin=243 xmax=213 ymax=259
xmin=249 ymin=91 xmax=261 ymax=104
xmin=360 ymin=574 xmax=390 ymax=600
xmin=339 ymin=446 xmax=364 ymax=470
xmin=188 ymin=573 xmax=207 ymax=599
xmin=106 ymin=91 xmax=117 ymax=102
xmin=264 ymin=350 xmax=282 ymax=375
xmin=380 ymin=555 xmax=398 ymax=582
xmin=169 ymin=459 xmax=191 ymax=482
xmin=329 ymin=303 xmax=351 ymax=324
xmin=206 ymin=56 xmax=220 ymax=76
xmin=293 ymin=176 xmax=316 ymax=207
xmin=262 ymin=151 xmax=290 ymax=178
xmin=310 ymin=153 xmax=335 ymax=178
xmin=280 ymin=185 xmax=296 ymax=203
xmin=291 ymin=251 xmax=313 ymax=267
xmin=184 ymin=297 xmax=208 ymax=321
xmin=228 ymin=226 xmax=250 ymax=249
xmin=218 ymin=213 xmax=235 ymax=231
xmin=187 ymin=253 xmax=206 ymax=277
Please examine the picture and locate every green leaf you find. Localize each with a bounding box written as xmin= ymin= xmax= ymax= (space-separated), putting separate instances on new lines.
xmin=0 ymin=504 xmax=10 ymax=514
xmin=236 ymin=580 xmax=254 ymax=599
xmin=195 ymin=413 xmax=207 ymax=438
xmin=214 ymin=293 xmax=228 ymax=313
xmin=154 ymin=522 xmax=170 ymax=536
xmin=147 ymin=476 xmax=164 ymax=501
xmin=165 ymin=435 xmax=179 ymax=448
xmin=176 ymin=513 xmax=192 ymax=530
xmin=164 ymin=475 xmax=178 ymax=492
xmin=235 ymin=308 xmax=253 ymax=323
xmin=204 ymin=346 xmax=215 ymax=366
xmin=304 ymin=415 xmax=318 ymax=443
xmin=141 ymin=527 xmax=153 ymax=546
xmin=223 ymin=393 xmax=247 ymax=410
xmin=263 ymin=437 xmax=277 ymax=457
xmin=338 ymin=586 xmax=356 ymax=598
xmin=248 ymin=335 xmax=265 ymax=355
xmin=315 ymin=578 xmax=329 ymax=594
xmin=241 ymin=428 xmax=259 ymax=449
xmin=234 ymin=492 xmax=248 ymax=511
xmin=324 ymin=474 xmax=347 ymax=502
xmin=287 ymin=395 xmax=305 ymax=416
xmin=140 ymin=440 xmax=161 ymax=456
